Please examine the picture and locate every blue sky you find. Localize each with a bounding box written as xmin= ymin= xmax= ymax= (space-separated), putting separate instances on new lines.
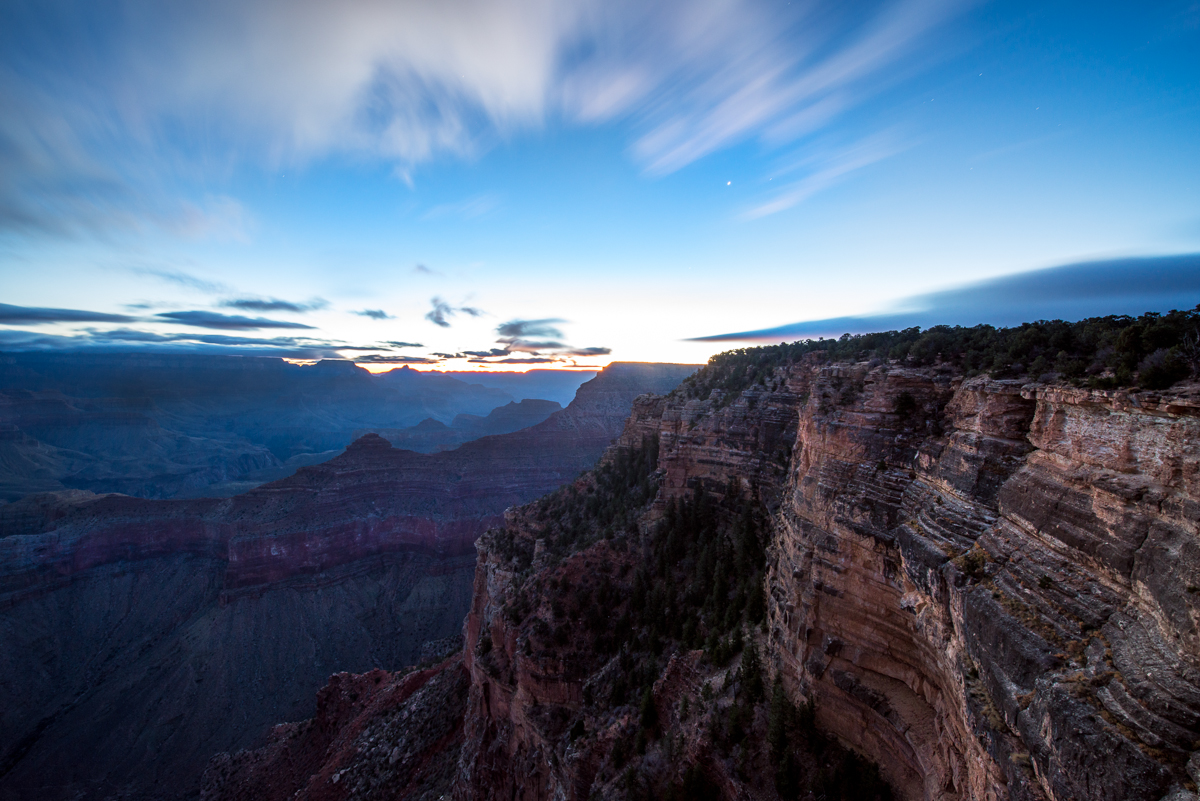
xmin=1 ymin=0 xmax=1198 ymax=368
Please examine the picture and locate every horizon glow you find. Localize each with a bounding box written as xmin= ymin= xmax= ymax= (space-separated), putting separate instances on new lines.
xmin=1 ymin=0 xmax=1198 ymax=369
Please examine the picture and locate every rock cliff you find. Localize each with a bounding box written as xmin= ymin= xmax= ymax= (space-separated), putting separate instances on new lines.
xmin=443 ymin=355 xmax=1200 ymax=801
xmin=34 ymin=345 xmax=1200 ymax=801
xmin=0 ymin=362 xmax=697 ymax=801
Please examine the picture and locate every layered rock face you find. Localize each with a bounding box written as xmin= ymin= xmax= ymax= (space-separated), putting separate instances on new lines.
xmin=762 ymin=366 xmax=1200 ymax=801
xmin=450 ymin=359 xmax=1200 ymax=801
xmin=0 ymin=362 xmax=697 ymax=801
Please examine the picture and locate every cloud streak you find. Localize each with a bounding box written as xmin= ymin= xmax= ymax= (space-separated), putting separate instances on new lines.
xmin=444 ymin=317 xmax=611 ymax=364
xmin=353 ymin=353 xmax=441 ymax=364
xmin=420 ymin=195 xmax=499 ymax=220
xmin=155 ymin=310 xmax=317 ymax=330
xmin=1 ymin=0 xmax=968 ymax=238
xmin=425 ymin=296 xmax=484 ymax=327
xmin=0 ymin=303 xmax=138 ymax=325
xmin=0 ymin=326 xmax=372 ymax=359
xmin=741 ymin=131 xmax=906 ymax=219
xmin=132 ymin=267 xmax=231 ymax=295
xmin=692 ymin=253 xmax=1200 ymax=342
xmin=221 ymin=297 xmax=328 ymax=313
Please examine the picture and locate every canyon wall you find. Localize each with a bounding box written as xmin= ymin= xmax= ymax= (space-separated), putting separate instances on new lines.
xmin=0 ymin=362 xmax=697 ymax=801
xmin=447 ymin=358 xmax=1199 ymax=801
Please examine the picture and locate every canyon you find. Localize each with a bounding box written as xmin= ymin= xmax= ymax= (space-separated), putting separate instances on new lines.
xmin=0 ymin=362 xmax=696 ymax=801
xmin=0 ymin=353 xmax=582 ymax=501
xmin=207 ymin=350 xmax=1199 ymax=801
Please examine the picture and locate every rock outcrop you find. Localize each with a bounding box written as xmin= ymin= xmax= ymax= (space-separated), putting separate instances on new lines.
xmin=0 ymin=362 xmax=698 ymax=801
xmin=448 ymin=357 xmax=1200 ymax=801
xmin=201 ymin=655 xmax=471 ymax=801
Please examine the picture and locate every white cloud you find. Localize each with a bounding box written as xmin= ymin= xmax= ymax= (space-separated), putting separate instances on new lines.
xmin=1 ymin=0 xmax=969 ymax=236
xmin=420 ymin=194 xmax=499 ymax=221
xmin=741 ymin=131 xmax=907 ymax=219
xmin=172 ymin=195 xmax=254 ymax=242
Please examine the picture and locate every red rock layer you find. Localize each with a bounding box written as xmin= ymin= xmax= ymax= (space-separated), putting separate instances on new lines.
xmin=202 ymin=657 xmax=469 ymax=801
xmin=0 ymin=362 xmax=699 ymax=602
xmin=453 ymin=359 xmax=1200 ymax=801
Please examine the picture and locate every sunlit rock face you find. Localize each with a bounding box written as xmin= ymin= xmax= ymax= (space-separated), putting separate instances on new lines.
xmin=0 ymin=362 xmax=697 ymax=801
xmin=762 ymin=368 xmax=1200 ymax=801
xmin=451 ymin=358 xmax=1200 ymax=801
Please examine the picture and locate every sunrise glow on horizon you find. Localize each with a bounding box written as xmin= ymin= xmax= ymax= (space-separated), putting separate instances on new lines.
xmin=1 ymin=0 xmax=1198 ymax=369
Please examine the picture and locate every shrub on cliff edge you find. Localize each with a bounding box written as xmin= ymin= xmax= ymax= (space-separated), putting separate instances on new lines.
xmin=677 ymin=307 xmax=1200 ymax=399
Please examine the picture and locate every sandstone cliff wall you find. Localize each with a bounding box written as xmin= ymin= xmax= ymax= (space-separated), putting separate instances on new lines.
xmin=453 ymin=359 xmax=1200 ymax=801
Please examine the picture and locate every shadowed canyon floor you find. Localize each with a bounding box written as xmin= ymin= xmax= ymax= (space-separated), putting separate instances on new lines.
xmin=0 ymin=362 xmax=697 ymax=801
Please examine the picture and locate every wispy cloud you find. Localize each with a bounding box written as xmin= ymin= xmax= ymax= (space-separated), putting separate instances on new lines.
xmin=445 ymin=317 xmax=610 ymax=364
xmin=132 ymin=267 xmax=231 ymax=295
xmin=222 ymin=296 xmax=328 ymax=313
xmin=583 ymin=0 xmax=963 ymax=176
xmin=496 ymin=318 xmax=565 ymax=339
xmin=0 ymin=326 xmax=375 ymax=359
xmin=353 ymin=308 xmax=394 ymax=320
xmin=1 ymin=0 xmax=968 ymax=239
xmin=171 ymin=195 xmax=254 ymax=242
xmin=741 ymin=131 xmax=906 ymax=219
xmin=420 ymin=195 xmax=499 ymax=221
xmin=353 ymin=353 xmax=441 ymax=364
xmin=0 ymin=74 xmax=256 ymax=240
xmin=425 ymin=296 xmax=484 ymax=327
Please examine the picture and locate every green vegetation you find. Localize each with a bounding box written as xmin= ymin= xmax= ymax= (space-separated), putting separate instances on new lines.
xmin=522 ymin=435 xmax=662 ymax=559
xmin=766 ymin=678 xmax=892 ymax=801
xmin=676 ymin=308 xmax=1200 ymax=401
xmin=517 ymin=439 xmax=768 ymax=666
xmin=629 ymin=481 xmax=769 ymax=661
xmin=502 ymin=437 xmax=893 ymax=800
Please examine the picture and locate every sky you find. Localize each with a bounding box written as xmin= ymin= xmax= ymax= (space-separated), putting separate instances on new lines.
xmin=1 ymin=0 xmax=1198 ymax=370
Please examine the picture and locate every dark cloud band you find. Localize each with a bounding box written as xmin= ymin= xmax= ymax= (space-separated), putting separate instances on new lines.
xmin=155 ymin=310 xmax=316 ymax=330
xmin=442 ymin=317 xmax=610 ymax=365
xmin=220 ymin=297 xmax=328 ymax=313
xmin=692 ymin=254 xmax=1200 ymax=342
xmin=0 ymin=303 xmax=138 ymax=325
